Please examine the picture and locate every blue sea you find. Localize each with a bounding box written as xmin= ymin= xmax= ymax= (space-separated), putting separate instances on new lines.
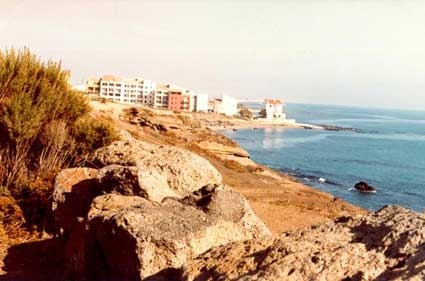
xmin=222 ymin=103 xmax=425 ymax=212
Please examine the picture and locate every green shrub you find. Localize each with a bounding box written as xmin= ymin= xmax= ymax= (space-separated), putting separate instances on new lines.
xmin=1 ymin=92 xmax=43 ymax=144
xmin=72 ymin=116 xmax=118 ymax=156
xmin=0 ymin=48 xmax=90 ymax=145
xmin=0 ymin=48 xmax=119 ymax=230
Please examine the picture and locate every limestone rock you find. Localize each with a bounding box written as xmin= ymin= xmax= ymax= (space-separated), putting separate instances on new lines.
xmin=65 ymin=185 xmax=270 ymax=280
xmin=182 ymin=205 xmax=425 ymax=281
xmin=93 ymin=133 xmax=222 ymax=200
xmin=135 ymin=145 xmax=222 ymax=197
xmin=93 ymin=139 xmax=154 ymax=167
xmin=196 ymin=141 xmax=250 ymax=158
xmin=52 ymin=167 xmax=100 ymax=236
xmin=97 ymin=164 xmax=178 ymax=203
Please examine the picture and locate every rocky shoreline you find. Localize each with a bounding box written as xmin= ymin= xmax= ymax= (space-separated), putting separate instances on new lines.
xmin=1 ymin=101 xmax=423 ymax=281
xmin=51 ymin=126 xmax=425 ymax=281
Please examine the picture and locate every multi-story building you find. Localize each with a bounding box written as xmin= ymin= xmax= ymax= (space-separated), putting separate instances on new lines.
xmin=86 ymin=77 xmax=100 ymax=95
xmin=85 ymin=75 xmax=205 ymax=113
xmin=86 ymin=75 xmax=156 ymax=106
xmin=221 ymin=95 xmax=238 ymax=116
xmin=153 ymin=84 xmax=169 ymax=109
xmin=208 ymin=95 xmax=237 ymax=116
xmin=168 ymin=91 xmax=184 ymax=111
xmin=208 ymin=99 xmax=222 ymax=114
xmin=194 ymin=93 xmax=209 ymax=112
xmin=154 ymin=84 xmax=193 ymax=112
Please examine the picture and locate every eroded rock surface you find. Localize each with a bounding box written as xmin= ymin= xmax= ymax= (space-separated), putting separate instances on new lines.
xmin=53 ymin=130 xmax=269 ymax=281
xmin=93 ymin=133 xmax=222 ymax=201
xmin=52 ymin=167 xmax=100 ymax=236
xmin=53 ymin=130 xmax=425 ymax=281
xmin=196 ymin=141 xmax=250 ymax=158
xmin=64 ymin=185 xmax=270 ymax=281
xmin=182 ymin=205 xmax=425 ymax=281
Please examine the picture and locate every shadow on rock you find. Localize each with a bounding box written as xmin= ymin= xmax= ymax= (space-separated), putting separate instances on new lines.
xmin=144 ymin=268 xmax=182 ymax=281
xmin=374 ymin=245 xmax=425 ymax=280
xmin=0 ymin=238 xmax=65 ymax=281
xmin=350 ymin=221 xmax=392 ymax=251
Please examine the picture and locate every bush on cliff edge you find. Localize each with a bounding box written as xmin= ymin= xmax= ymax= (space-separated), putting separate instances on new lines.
xmin=0 ymin=48 xmax=116 ymax=231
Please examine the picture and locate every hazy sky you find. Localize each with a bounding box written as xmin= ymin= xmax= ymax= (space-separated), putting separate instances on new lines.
xmin=1 ymin=0 xmax=425 ymax=109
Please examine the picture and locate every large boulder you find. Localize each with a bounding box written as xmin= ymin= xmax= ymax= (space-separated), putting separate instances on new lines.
xmin=64 ymin=185 xmax=271 ymax=280
xmin=92 ymin=137 xmax=155 ymax=167
xmin=97 ymin=164 xmax=178 ymax=203
xmin=53 ymin=131 xmax=223 ymax=236
xmin=52 ymin=167 xmax=101 ymax=236
xmin=93 ymin=134 xmax=222 ymax=201
xmin=134 ymin=145 xmax=222 ymax=197
xmin=54 ymin=130 xmax=269 ymax=280
xmin=181 ymin=205 xmax=425 ymax=281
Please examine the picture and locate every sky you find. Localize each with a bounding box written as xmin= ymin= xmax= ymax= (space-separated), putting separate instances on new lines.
xmin=1 ymin=0 xmax=425 ymax=109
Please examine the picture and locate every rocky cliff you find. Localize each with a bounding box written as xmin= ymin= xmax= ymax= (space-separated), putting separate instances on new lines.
xmin=182 ymin=205 xmax=425 ymax=281
xmin=53 ymin=131 xmax=270 ymax=280
xmin=50 ymin=128 xmax=425 ymax=281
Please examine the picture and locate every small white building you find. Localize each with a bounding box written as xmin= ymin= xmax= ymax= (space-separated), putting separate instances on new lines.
xmin=221 ymin=95 xmax=238 ymax=116
xmin=264 ymin=99 xmax=286 ymax=120
xmin=194 ymin=93 xmax=209 ymax=112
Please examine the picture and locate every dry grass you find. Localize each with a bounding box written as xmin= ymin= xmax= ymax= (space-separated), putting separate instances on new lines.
xmin=37 ymin=120 xmax=75 ymax=179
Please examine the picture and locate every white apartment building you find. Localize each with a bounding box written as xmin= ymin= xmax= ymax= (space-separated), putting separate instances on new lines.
xmin=153 ymin=84 xmax=169 ymax=109
xmin=194 ymin=93 xmax=209 ymax=112
xmin=95 ymin=75 xmax=156 ymax=105
xmin=208 ymin=95 xmax=238 ymax=116
xmin=221 ymin=95 xmax=238 ymax=116
xmin=85 ymin=75 xmax=208 ymax=113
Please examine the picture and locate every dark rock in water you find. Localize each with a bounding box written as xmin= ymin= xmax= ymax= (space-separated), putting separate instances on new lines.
xmin=354 ymin=181 xmax=376 ymax=193
xmin=316 ymin=124 xmax=371 ymax=133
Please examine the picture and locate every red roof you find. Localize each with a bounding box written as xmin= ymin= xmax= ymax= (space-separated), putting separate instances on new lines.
xmin=264 ymin=99 xmax=282 ymax=105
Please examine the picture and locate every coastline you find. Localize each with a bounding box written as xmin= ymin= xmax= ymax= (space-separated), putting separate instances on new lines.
xmin=92 ymin=101 xmax=366 ymax=233
xmin=203 ymin=117 xmax=325 ymax=131
xmin=0 ymin=101 xmax=371 ymax=281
